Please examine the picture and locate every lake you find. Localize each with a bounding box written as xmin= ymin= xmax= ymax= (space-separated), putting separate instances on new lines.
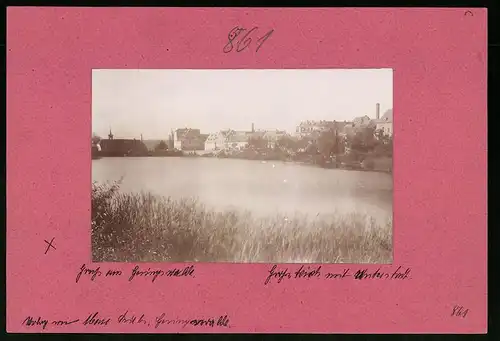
xmin=92 ymin=157 xmax=393 ymax=225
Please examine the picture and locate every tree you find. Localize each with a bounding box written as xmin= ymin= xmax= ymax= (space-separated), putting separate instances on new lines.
xmin=155 ymin=140 xmax=168 ymax=151
xmin=275 ymin=136 xmax=298 ymax=151
xmin=374 ymin=129 xmax=384 ymax=141
xmin=295 ymin=137 xmax=310 ymax=150
xmin=91 ymin=133 xmax=101 ymax=145
xmin=248 ymin=136 xmax=267 ymax=150
xmin=317 ymin=129 xmax=336 ymax=157
xmin=349 ymin=127 xmax=377 ymax=153
xmin=373 ymin=134 xmax=393 ymax=157
xmin=304 ymin=140 xmax=320 ymax=155
xmin=317 ymin=128 xmax=348 ymax=158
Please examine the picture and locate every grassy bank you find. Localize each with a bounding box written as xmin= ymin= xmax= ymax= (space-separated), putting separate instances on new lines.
xmin=91 ymin=181 xmax=393 ymax=263
xmin=201 ymin=150 xmax=392 ymax=174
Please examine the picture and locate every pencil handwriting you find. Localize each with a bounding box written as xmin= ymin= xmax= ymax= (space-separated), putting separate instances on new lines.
xmin=22 ymin=316 xmax=80 ymax=330
xmin=22 ymin=312 xmax=230 ymax=330
xmin=451 ymin=305 xmax=469 ymax=318
xmin=223 ymin=26 xmax=274 ymax=53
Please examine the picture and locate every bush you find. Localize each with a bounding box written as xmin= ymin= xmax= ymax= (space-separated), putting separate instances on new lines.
xmin=363 ymin=159 xmax=375 ymax=170
xmin=91 ymin=182 xmax=393 ymax=263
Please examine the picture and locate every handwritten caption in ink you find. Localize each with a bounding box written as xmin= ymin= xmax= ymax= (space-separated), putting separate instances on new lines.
xmin=264 ymin=265 xmax=412 ymax=285
xmin=451 ymin=305 xmax=469 ymax=318
xmin=22 ymin=312 xmax=230 ymax=330
xmin=75 ymin=264 xmax=195 ymax=283
xmin=223 ymin=26 xmax=274 ymax=53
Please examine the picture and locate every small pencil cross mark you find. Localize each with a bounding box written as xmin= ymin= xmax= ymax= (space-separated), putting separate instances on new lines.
xmin=44 ymin=237 xmax=56 ymax=254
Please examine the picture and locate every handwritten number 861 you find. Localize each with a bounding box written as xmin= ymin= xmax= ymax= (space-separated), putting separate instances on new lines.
xmin=224 ymin=26 xmax=274 ymax=53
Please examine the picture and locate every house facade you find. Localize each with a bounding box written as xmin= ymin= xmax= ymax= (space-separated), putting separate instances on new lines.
xmin=174 ymin=128 xmax=207 ymax=151
xmin=204 ymin=130 xmax=252 ymax=151
xmin=295 ymin=120 xmax=351 ymax=138
xmin=225 ymin=131 xmax=250 ymax=150
xmin=205 ymin=128 xmax=291 ymax=151
xmin=263 ymin=130 xmax=287 ymax=148
xmin=375 ymin=122 xmax=393 ymax=136
xmin=295 ymin=120 xmax=330 ymax=137
xmin=352 ymin=115 xmax=373 ymax=128
xmin=374 ymin=109 xmax=393 ymax=138
xmin=205 ymin=131 xmax=227 ymax=151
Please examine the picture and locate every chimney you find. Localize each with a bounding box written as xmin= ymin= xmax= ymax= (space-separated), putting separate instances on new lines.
xmin=376 ymin=103 xmax=380 ymax=120
xmin=251 ymin=123 xmax=255 ymax=133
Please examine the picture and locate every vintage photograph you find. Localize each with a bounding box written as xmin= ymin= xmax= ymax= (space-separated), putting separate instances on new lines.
xmin=91 ymin=69 xmax=393 ymax=263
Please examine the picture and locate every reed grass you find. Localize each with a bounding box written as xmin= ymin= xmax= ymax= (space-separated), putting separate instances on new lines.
xmin=91 ymin=181 xmax=392 ymax=263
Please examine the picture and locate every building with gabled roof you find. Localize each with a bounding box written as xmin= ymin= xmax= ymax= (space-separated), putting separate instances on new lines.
xmin=373 ymin=108 xmax=393 ymax=137
xmin=174 ymin=128 xmax=207 ymax=151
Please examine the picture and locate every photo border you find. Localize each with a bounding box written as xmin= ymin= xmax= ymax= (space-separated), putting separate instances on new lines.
xmin=6 ymin=7 xmax=487 ymax=333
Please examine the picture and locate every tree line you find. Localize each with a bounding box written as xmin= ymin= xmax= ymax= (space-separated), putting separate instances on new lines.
xmin=247 ymin=126 xmax=392 ymax=159
xmin=92 ymin=127 xmax=393 ymax=160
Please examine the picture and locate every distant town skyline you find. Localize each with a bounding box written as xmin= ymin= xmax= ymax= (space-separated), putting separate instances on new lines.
xmin=92 ymin=69 xmax=393 ymax=139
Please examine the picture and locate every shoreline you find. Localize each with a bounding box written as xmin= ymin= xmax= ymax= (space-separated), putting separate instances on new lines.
xmin=93 ymin=154 xmax=392 ymax=174
xmin=91 ymin=183 xmax=393 ymax=263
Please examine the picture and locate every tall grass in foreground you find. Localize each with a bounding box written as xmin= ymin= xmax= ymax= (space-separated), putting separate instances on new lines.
xmin=92 ymin=181 xmax=393 ymax=263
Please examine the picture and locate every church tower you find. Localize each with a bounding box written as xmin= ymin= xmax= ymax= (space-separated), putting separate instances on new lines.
xmin=108 ymin=128 xmax=114 ymax=140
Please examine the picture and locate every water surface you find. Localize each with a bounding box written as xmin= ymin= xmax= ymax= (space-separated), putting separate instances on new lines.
xmin=92 ymin=157 xmax=393 ymax=225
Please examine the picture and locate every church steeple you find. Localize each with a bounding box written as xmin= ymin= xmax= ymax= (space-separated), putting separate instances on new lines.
xmin=108 ymin=128 xmax=114 ymax=140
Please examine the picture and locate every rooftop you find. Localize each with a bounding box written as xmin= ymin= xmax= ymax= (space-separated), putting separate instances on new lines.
xmin=227 ymin=131 xmax=250 ymax=143
xmin=248 ymin=131 xmax=266 ymax=138
xmin=381 ymin=109 xmax=393 ymax=122
xmin=176 ymin=128 xmax=201 ymax=139
xmin=263 ymin=130 xmax=287 ymax=139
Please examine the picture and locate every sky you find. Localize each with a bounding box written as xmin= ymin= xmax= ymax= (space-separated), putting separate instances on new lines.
xmin=92 ymin=69 xmax=393 ymax=139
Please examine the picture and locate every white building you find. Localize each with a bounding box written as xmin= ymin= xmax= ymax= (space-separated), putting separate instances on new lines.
xmin=374 ymin=109 xmax=393 ymax=138
xmin=204 ymin=131 xmax=229 ymax=151
xmin=295 ymin=120 xmax=330 ymax=137
xmin=225 ymin=131 xmax=250 ymax=150
xmin=263 ymin=130 xmax=287 ymax=148
xmin=352 ymin=115 xmax=373 ymax=128
xmin=375 ymin=122 xmax=393 ymax=136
